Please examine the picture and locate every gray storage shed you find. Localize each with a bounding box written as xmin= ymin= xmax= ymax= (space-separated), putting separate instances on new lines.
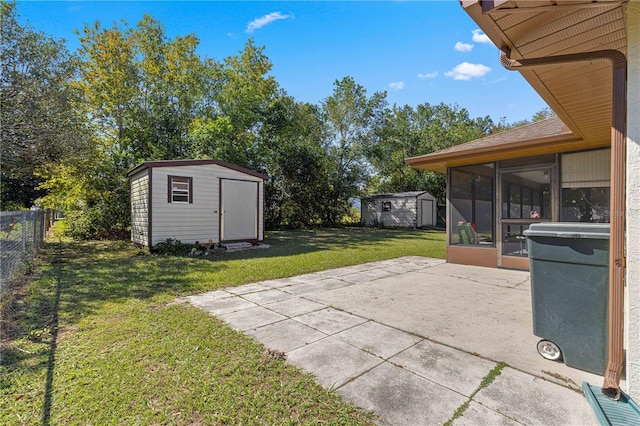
xmin=128 ymin=159 xmax=268 ymax=248
xmin=361 ymin=191 xmax=437 ymax=228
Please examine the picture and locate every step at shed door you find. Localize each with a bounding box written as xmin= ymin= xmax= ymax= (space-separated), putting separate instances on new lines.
xmin=220 ymin=179 xmax=258 ymax=241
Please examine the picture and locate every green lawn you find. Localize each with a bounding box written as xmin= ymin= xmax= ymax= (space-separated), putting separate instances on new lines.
xmin=1 ymin=227 xmax=445 ymax=425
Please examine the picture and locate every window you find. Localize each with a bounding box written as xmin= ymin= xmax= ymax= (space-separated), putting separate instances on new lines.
xmin=168 ymin=176 xmax=192 ymax=203
xmin=561 ymin=149 xmax=610 ymax=222
xmin=449 ymin=164 xmax=495 ymax=246
xmin=382 ymin=201 xmax=392 ymax=212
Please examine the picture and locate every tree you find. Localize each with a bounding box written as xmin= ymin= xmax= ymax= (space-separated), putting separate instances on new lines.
xmin=320 ymin=76 xmax=387 ymax=224
xmin=0 ymin=1 xmax=88 ymax=209
xmin=261 ymin=95 xmax=332 ymax=228
xmin=367 ymin=102 xmax=492 ymax=203
xmin=66 ymin=15 xmax=213 ymax=237
xmin=191 ymin=40 xmax=279 ymax=171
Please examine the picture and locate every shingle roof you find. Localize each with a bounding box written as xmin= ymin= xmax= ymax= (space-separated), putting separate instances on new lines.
xmin=405 ymin=116 xmax=584 ymax=173
xmin=427 ymin=116 xmax=571 ymax=156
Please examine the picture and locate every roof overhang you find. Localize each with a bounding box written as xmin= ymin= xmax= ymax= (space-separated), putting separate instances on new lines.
xmin=406 ymin=132 xmax=586 ymax=173
xmin=461 ymin=0 xmax=627 ymax=145
xmin=408 ymin=0 xmax=627 ymax=173
xmin=406 ymin=116 xmax=588 ymax=173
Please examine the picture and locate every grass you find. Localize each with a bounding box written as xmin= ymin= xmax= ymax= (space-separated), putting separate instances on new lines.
xmin=443 ymin=362 xmax=508 ymax=426
xmin=1 ymin=227 xmax=445 ymax=424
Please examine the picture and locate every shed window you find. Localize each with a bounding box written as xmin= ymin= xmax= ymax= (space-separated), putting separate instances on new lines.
xmin=168 ymin=176 xmax=192 ymax=203
xmin=382 ymin=201 xmax=392 ymax=212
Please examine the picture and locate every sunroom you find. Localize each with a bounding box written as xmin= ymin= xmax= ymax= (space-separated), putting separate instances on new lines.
xmin=406 ymin=117 xmax=611 ymax=270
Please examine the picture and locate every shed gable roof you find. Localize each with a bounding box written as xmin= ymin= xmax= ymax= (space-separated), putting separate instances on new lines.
xmin=127 ymin=159 xmax=268 ymax=180
xmin=362 ymin=191 xmax=430 ymax=200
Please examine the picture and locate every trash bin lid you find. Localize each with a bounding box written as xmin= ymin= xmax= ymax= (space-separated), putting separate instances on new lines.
xmin=523 ymin=222 xmax=610 ymax=239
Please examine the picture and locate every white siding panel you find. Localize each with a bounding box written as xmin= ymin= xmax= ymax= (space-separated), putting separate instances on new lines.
xmin=416 ymin=193 xmax=437 ymax=227
xmin=381 ymin=198 xmax=417 ymax=227
xmin=130 ymin=170 xmax=149 ymax=246
xmin=150 ymin=164 xmax=264 ymax=246
xmin=362 ymin=193 xmax=436 ymax=227
xmin=361 ymin=198 xmax=381 ymax=226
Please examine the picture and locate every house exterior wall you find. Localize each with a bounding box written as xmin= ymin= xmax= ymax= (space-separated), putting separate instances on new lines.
xmin=149 ymin=164 xmax=264 ymax=246
xmin=130 ymin=169 xmax=150 ymax=246
xmin=625 ymin=2 xmax=640 ymax=398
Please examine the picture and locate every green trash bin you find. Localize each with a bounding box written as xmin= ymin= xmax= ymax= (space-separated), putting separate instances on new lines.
xmin=524 ymin=223 xmax=609 ymax=375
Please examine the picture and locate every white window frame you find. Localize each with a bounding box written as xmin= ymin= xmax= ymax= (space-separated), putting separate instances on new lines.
xmin=168 ymin=175 xmax=192 ymax=204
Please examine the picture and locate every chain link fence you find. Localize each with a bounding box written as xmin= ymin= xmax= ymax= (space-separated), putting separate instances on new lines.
xmin=1 ymin=210 xmax=49 ymax=290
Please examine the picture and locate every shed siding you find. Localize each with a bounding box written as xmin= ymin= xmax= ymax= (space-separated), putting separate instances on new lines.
xmin=130 ymin=169 xmax=150 ymax=246
xmin=362 ymin=197 xmax=417 ymax=227
xmin=361 ymin=199 xmax=381 ymax=226
xmin=383 ymin=198 xmax=417 ymax=227
xmin=362 ymin=192 xmax=437 ymax=227
xmin=416 ymin=192 xmax=437 ymax=227
xmin=150 ymin=164 xmax=263 ymax=246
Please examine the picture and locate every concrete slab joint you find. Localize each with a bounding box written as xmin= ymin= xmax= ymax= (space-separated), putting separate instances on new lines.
xmin=188 ymin=256 xmax=599 ymax=424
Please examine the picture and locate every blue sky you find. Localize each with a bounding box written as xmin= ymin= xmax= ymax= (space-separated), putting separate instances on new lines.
xmin=16 ymin=1 xmax=548 ymax=123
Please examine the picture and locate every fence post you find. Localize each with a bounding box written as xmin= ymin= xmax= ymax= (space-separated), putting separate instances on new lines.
xmin=21 ymin=211 xmax=27 ymax=253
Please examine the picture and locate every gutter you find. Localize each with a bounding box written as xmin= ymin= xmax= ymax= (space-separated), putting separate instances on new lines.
xmin=501 ymin=46 xmax=627 ymax=398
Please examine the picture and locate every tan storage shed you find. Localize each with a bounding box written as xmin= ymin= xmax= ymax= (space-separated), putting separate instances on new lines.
xmin=361 ymin=191 xmax=437 ymax=228
xmin=128 ymin=159 xmax=267 ymax=248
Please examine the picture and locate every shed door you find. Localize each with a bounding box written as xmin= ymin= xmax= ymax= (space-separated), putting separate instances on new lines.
xmin=421 ymin=199 xmax=434 ymax=226
xmin=221 ymin=179 xmax=258 ymax=241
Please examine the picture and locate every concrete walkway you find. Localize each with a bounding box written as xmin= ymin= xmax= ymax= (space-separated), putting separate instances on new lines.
xmin=187 ymin=257 xmax=600 ymax=425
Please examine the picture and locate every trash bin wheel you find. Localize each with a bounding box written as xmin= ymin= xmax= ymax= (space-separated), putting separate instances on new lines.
xmin=537 ymin=340 xmax=563 ymax=361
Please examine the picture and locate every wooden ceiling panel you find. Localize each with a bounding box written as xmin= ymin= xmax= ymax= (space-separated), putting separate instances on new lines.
xmin=520 ymin=19 xmax=625 ymax=56
xmin=515 ymin=9 xmax=624 ymax=55
xmin=480 ymin=1 xmax=626 ymax=145
xmin=505 ymin=8 xmax=608 ymax=48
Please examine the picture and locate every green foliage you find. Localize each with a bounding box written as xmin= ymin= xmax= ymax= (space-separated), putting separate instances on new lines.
xmin=152 ymin=238 xmax=190 ymax=255
xmin=64 ymin=199 xmax=129 ymax=241
xmin=320 ymin=76 xmax=388 ymax=224
xmin=6 ymin=2 xmax=542 ymax=234
xmin=1 ymin=1 xmax=88 ymax=209
xmin=366 ymin=103 xmax=491 ymax=203
xmin=369 ymin=218 xmax=385 ymax=229
xmin=3 ymin=230 xmax=443 ymax=423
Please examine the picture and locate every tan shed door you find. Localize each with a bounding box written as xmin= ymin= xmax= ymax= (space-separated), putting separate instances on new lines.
xmin=421 ymin=199 xmax=433 ymax=227
xmin=221 ymin=179 xmax=258 ymax=241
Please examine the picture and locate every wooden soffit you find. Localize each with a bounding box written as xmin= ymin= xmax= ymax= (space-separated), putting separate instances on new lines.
xmin=461 ymin=0 xmax=628 ymax=146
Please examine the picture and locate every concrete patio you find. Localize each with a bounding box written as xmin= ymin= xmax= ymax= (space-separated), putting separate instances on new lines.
xmin=187 ymin=257 xmax=601 ymax=425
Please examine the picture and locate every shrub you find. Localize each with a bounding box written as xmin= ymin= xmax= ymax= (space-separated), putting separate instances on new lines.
xmin=153 ymin=238 xmax=190 ymax=256
xmin=64 ymin=203 xmax=129 ymax=241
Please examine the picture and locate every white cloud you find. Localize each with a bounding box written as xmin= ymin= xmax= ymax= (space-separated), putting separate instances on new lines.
xmin=445 ymin=62 xmax=491 ymax=80
xmin=472 ymin=29 xmax=491 ymax=44
xmin=418 ymin=71 xmax=438 ymax=79
xmin=389 ymin=81 xmax=405 ymax=90
xmin=246 ymin=12 xmax=291 ymax=33
xmin=455 ymin=42 xmax=474 ymax=52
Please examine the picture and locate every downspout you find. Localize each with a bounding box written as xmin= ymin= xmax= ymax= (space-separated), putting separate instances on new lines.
xmin=500 ymin=46 xmax=627 ymax=397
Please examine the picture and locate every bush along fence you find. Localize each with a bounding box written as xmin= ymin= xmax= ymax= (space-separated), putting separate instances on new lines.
xmin=0 ymin=209 xmax=51 ymax=289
